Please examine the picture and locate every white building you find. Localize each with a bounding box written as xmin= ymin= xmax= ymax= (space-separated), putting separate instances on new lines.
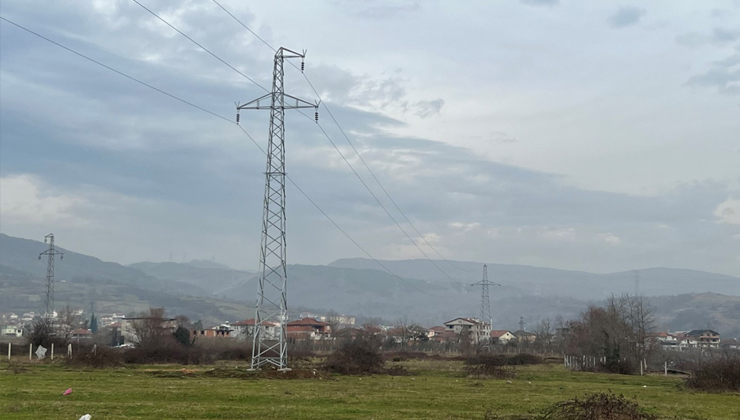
xmin=443 ymin=318 xmax=492 ymax=343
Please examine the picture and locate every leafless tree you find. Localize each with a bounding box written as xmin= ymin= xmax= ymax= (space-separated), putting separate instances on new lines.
xmin=131 ymin=307 xmax=172 ymax=348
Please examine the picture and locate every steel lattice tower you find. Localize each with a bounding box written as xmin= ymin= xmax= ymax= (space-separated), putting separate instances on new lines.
xmin=471 ymin=264 xmax=500 ymax=325
xmin=238 ymin=47 xmax=317 ymax=370
xmin=38 ymin=233 xmax=63 ymax=318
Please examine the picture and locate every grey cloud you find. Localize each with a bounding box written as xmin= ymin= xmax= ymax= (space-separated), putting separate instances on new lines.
xmin=520 ymin=0 xmax=559 ymax=7
xmin=607 ymin=7 xmax=646 ymax=28
xmin=686 ymin=53 xmax=740 ymax=95
xmin=414 ymin=99 xmax=444 ymax=118
xmin=713 ymin=27 xmax=740 ymax=43
xmin=490 ymin=131 xmax=517 ymax=144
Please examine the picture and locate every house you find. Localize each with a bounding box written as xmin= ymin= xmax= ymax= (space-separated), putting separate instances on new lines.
xmin=685 ymin=329 xmax=721 ymax=348
xmin=513 ymin=330 xmax=536 ymax=343
xmin=231 ymin=319 xmax=279 ymax=340
xmin=0 ymin=324 xmax=23 ymax=338
xmin=721 ymin=338 xmax=740 ymax=350
xmin=443 ymin=318 xmax=491 ymax=343
xmin=70 ymin=328 xmax=93 ymax=342
xmin=427 ymin=326 xmax=447 ymax=338
xmin=490 ymin=330 xmax=517 ymax=344
xmin=191 ymin=323 xmax=234 ymax=339
xmin=653 ymin=331 xmax=680 ymax=350
xmin=286 ymin=317 xmax=331 ymax=340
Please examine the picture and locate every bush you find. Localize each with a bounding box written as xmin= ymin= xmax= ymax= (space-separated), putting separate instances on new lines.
xmin=66 ymin=347 xmax=123 ymax=368
xmin=596 ymin=359 xmax=635 ymax=375
xmin=685 ymin=357 xmax=740 ymax=392
xmin=507 ymin=354 xmax=543 ymax=366
xmin=541 ymin=392 xmax=656 ymax=420
xmin=465 ymin=355 xmax=516 ymax=378
xmin=324 ymin=340 xmax=383 ymax=375
xmin=123 ymin=337 xmax=211 ymax=365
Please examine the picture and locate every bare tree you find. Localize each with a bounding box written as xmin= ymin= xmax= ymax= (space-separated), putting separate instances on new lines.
xmin=534 ymin=318 xmax=553 ymax=353
xmin=131 ymin=307 xmax=172 ymax=348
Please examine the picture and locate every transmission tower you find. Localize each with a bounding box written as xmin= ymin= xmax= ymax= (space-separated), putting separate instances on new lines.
xmin=519 ymin=316 xmax=526 ymax=332
xmin=471 ymin=264 xmax=500 ymax=325
xmin=38 ymin=234 xmax=63 ymax=319
xmin=237 ymin=47 xmax=318 ymax=371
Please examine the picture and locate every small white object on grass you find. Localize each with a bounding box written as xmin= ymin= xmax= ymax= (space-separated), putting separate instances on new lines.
xmin=79 ymin=415 xmax=92 ymax=420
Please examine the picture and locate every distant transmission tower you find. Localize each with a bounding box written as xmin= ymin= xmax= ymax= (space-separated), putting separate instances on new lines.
xmin=38 ymin=234 xmax=63 ymax=318
xmin=471 ymin=264 xmax=500 ymax=325
xmin=237 ymin=47 xmax=318 ymax=370
xmin=519 ymin=316 xmax=526 ymax=332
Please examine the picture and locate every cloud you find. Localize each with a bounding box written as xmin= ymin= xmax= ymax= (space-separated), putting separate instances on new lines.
xmin=0 ymin=175 xmax=88 ymax=226
xmin=686 ymin=53 xmax=740 ymax=95
xmin=607 ymin=7 xmax=646 ymax=28
xmin=414 ymin=99 xmax=444 ymax=118
xmin=715 ymin=198 xmax=740 ymax=225
xmin=520 ymin=0 xmax=559 ymax=7
xmin=490 ymin=131 xmax=517 ymax=144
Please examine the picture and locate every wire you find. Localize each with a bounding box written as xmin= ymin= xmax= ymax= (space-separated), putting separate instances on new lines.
xmin=136 ymin=1 xmax=464 ymax=283
xmin=0 ymin=15 xmax=433 ymax=296
xmin=211 ymin=0 xmax=475 ymax=276
xmin=130 ymin=0 xmax=269 ymax=93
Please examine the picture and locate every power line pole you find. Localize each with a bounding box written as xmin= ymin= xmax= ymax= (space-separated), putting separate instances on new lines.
xmin=471 ymin=264 xmax=500 ymax=326
xmin=238 ymin=47 xmax=318 ymax=371
xmin=38 ymin=234 xmax=63 ymax=319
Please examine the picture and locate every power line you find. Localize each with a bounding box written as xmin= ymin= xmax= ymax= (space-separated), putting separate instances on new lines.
xmin=0 ymin=15 xmax=432 ymax=296
xmin=139 ymin=2 xmax=463 ymax=284
xmin=211 ymin=0 xmax=474 ymax=275
xmin=130 ymin=0 xmax=269 ymax=93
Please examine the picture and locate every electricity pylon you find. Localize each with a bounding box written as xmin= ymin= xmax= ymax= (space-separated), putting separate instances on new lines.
xmin=471 ymin=264 xmax=500 ymax=326
xmin=237 ymin=47 xmax=318 ymax=370
xmin=38 ymin=234 xmax=63 ymax=319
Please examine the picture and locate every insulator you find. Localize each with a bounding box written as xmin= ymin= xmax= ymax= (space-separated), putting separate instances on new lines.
xmin=236 ymin=113 xmax=240 ymax=124
xmin=315 ymin=111 xmax=318 ymax=122
xmin=301 ymin=61 xmax=305 ymax=72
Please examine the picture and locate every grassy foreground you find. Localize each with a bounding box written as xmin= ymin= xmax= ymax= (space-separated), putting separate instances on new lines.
xmin=1 ymin=360 xmax=739 ymax=419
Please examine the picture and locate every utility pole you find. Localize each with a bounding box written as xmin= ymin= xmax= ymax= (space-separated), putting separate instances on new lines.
xmin=237 ymin=47 xmax=318 ymax=371
xmin=471 ymin=264 xmax=500 ymax=326
xmin=38 ymin=234 xmax=63 ymax=319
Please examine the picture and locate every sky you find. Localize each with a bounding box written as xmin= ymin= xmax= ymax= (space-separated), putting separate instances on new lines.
xmin=0 ymin=0 xmax=739 ymax=277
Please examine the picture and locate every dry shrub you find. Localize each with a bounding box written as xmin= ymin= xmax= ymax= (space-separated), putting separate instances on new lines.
xmin=6 ymin=361 xmax=30 ymax=374
xmin=66 ymin=347 xmax=123 ymax=368
xmin=596 ymin=359 xmax=636 ymax=375
xmin=324 ymin=340 xmax=383 ymax=375
xmin=507 ymin=354 xmax=544 ymax=366
xmin=541 ymin=392 xmax=656 ymax=420
xmin=124 ymin=337 xmax=211 ymax=365
xmin=465 ymin=355 xmax=517 ymax=378
xmin=685 ymin=357 xmax=740 ymax=392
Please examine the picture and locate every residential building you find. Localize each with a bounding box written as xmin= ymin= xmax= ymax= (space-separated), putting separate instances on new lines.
xmin=231 ymin=319 xmax=280 ymax=340
xmin=490 ymin=330 xmax=517 ymax=344
xmin=70 ymin=328 xmax=93 ymax=342
xmin=685 ymin=329 xmax=721 ymax=348
xmin=443 ymin=318 xmax=491 ymax=343
xmin=191 ymin=323 xmax=234 ymax=339
xmin=0 ymin=324 xmax=23 ymax=338
xmin=513 ymin=330 xmax=536 ymax=343
xmin=286 ymin=317 xmax=331 ymax=340
xmin=427 ymin=326 xmax=447 ymax=338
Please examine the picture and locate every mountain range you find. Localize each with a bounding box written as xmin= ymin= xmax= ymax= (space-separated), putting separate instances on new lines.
xmin=1 ymin=233 xmax=738 ymax=335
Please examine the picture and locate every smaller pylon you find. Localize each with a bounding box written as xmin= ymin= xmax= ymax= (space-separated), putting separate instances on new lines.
xmin=471 ymin=264 xmax=501 ymax=326
xmin=38 ymin=234 xmax=63 ymax=319
xmin=519 ymin=316 xmax=526 ymax=332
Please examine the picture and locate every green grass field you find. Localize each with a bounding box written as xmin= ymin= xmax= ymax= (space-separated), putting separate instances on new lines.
xmin=1 ymin=360 xmax=739 ymax=419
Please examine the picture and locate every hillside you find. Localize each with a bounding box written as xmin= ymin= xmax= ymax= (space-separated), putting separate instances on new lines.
xmin=330 ymin=258 xmax=740 ymax=300
xmin=2 ymin=234 xmax=739 ymax=334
